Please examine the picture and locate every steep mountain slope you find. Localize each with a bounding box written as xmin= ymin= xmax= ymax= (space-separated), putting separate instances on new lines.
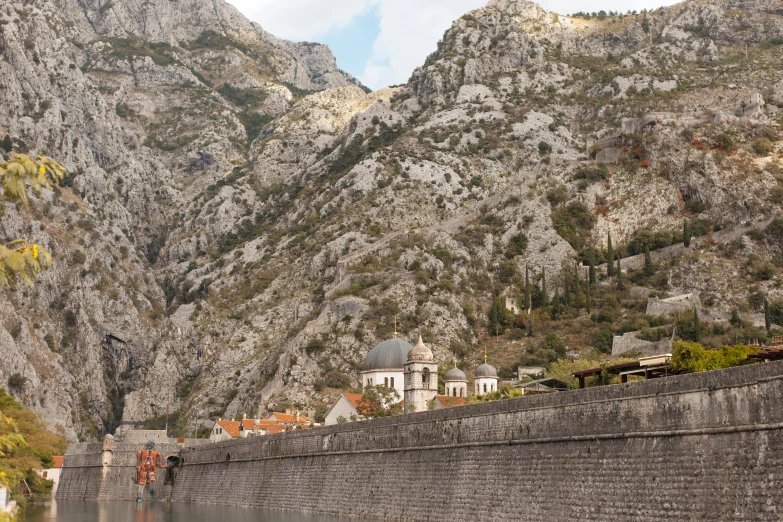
xmin=1 ymin=0 xmax=782 ymax=439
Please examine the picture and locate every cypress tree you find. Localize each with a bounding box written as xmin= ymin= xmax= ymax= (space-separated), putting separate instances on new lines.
xmin=644 ymin=245 xmax=653 ymax=276
xmin=541 ymin=269 xmax=548 ymax=306
xmin=563 ymin=271 xmax=570 ymax=308
xmin=765 ymin=298 xmax=771 ymax=332
xmin=684 ymin=219 xmax=691 ymax=248
xmin=588 ymin=255 xmax=596 ymax=286
xmin=1 ymin=134 xmax=12 ymax=153
xmin=585 ymin=272 xmax=592 ymax=314
xmin=693 ymin=308 xmax=701 ymax=341
xmin=525 ymin=265 xmax=532 ymax=312
xmin=606 ymin=233 xmax=614 ymax=277
xmin=616 ymin=256 xmax=624 ymax=290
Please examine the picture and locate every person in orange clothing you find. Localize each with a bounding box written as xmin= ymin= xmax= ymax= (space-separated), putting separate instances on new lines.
xmin=136 ymin=440 xmax=167 ymax=501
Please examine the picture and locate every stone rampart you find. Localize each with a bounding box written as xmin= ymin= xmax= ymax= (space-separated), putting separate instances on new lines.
xmin=168 ymin=361 xmax=783 ymax=521
xmin=57 ymin=434 xmax=209 ymax=502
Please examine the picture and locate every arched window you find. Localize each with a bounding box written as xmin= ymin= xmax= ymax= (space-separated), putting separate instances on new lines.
xmin=384 ymin=377 xmax=389 ymax=387
xmin=459 ymin=388 xmax=463 ymax=398
xmin=422 ymin=368 xmax=430 ymax=388
xmin=390 ymin=377 xmax=394 ymax=388
xmin=452 ymin=388 xmax=456 ymax=397
xmin=491 ymin=384 xmax=495 ymax=392
xmin=483 ymin=383 xmax=487 ymax=393
xmin=476 ymin=384 xmax=479 ymax=393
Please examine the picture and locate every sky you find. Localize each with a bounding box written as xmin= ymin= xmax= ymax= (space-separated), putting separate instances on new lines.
xmin=227 ymin=0 xmax=680 ymax=91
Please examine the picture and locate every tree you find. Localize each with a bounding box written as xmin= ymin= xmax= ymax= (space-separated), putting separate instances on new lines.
xmin=489 ymin=294 xmax=513 ymax=335
xmin=683 ymin=219 xmax=691 ymax=247
xmin=0 ymin=135 xmax=12 ymax=153
xmin=693 ymin=308 xmax=701 ymax=342
xmin=1 ymin=153 xmax=65 ymax=287
xmin=588 ymin=255 xmax=596 ymax=286
xmin=606 ymin=233 xmax=614 ymax=276
xmin=540 ymin=269 xmax=548 ymax=306
xmin=616 ymin=256 xmax=624 ymax=290
xmin=524 ymin=265 xmax=532 ymax=312
xmin=643 ymin=246 xmax=653 ymax=276
xmin=356 ymin=385 xmax=402 ymax=418
xmin=670 ymin=342 xmax=758 ymax=373
xmin=585 ymin=272 xmax=592 ymax=314
xmin=765 ymin=299 xmax=772 ymax=332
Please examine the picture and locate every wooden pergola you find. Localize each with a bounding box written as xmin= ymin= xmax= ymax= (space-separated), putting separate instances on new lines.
xmin=571 ymin=355 xmax=677 ymax=389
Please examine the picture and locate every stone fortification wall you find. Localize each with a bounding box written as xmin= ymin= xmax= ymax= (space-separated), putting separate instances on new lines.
xmin=611 ymin=329 xmax=672 ymax=357
xmin=170 ymin=361 xmax=783 ymax=521
xmin=57 ymin=434 xmax=209 ymax=502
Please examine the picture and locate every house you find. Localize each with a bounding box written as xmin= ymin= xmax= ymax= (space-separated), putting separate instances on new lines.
xmin=37 ymin=456 xmax=63 ymax=495
xmin=431 ymin=396 xmax=467 ymax=410
xmin=324 ymin=393 xmax=365 ymax=425
xmin=251 ymin=419 xmax=289 ymax=436
xmin=208 ymin=417 xmax=257 ymax=442
xmin=266 ymin=410 xmax=311 ymax=427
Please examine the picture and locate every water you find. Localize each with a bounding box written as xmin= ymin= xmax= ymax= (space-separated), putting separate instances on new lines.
xmin=25 ymin=501 xmax=364 ymax=522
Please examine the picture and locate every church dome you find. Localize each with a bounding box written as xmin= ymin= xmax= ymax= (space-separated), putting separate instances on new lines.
xmin=407 ymin=335 xmax=433 ymax=362
xmin=475 ymin=362 xmax=498 ymax=378
xmin=444 ymin=367 xmax=467 ymax=382
xmin=362 ymin=338 xmax=413 ymax=371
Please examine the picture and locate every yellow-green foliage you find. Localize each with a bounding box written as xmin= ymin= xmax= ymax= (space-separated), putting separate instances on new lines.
xmin=0 ymin=388 xmax=66 ymax=496
xmin=0 ymin=153 xmax=65 ymax=286
xmin=670 ymin=341 xmax=759 ymax=373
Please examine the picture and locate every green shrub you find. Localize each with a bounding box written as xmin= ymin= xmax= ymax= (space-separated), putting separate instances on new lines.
xmin=713 ymin=132 xmax=737 ymax=152
xmin=670 ymin=341 xmax=758 ymax=373
xmin=505 ymin=233 xmax=528 ymax=258
xmin=324 ymin=371 xmax=351 ymax=389
xmin=551 ymin=201 xmax=596 ymax=251
xmin=752 ymin=138 xmax=773 ymax=155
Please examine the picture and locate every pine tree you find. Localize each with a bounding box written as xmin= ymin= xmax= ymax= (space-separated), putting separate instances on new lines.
xmin=683 ymin=219 xmax=691 ymax=248
xmin=644 ymin=245 xmax=653 ymax=276
xmin=541 ymin=269 xmax=548 ymax=306
xmin=606 ymin=233 xmax=614 ymax=276
xmin=1 ymin=134 xmax=12 ymax=153
xmin=765 ymin=298 xmax=771 ymax=332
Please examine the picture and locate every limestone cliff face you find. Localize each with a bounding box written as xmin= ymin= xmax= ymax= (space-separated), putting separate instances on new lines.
xmin=1 ymin=0 xmax=782 ymax=440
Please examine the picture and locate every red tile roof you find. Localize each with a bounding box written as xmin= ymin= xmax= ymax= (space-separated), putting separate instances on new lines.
xmin=216 ymin=419 xmax=256 ymax=438
xmin=268 ymin=412 xmax=311 ymax=424
xmin=52 ymin=456 xmax=63 ymax=469
xmin=436 ymin=396 xmax=466 ymax=408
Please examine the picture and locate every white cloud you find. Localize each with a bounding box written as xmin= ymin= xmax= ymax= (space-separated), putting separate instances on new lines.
xmin=227 ymin=0 xmax=372 ymax=41
xmin=227 ymin=0 xmax=682 ymax=90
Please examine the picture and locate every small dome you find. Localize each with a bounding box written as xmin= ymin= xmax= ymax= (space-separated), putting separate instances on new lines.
xmin=475 ymin=362 xmax=498 ymax=378
xmin=362 ymin=338 xmax=413 ymax=371
xmin=444 ymin=367 xmax=467 ymax=382
xmin=407 ymin=335 xmax=433 ymax=361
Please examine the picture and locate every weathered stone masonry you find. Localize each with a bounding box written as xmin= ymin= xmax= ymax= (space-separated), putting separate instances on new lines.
xmin=62 ymin=361 xmax=783 ymax=520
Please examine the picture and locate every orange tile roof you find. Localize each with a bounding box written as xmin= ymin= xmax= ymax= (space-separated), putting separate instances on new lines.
xmin=265 ymin=424 xmax=287 ymax=434
xmin=436 ymin=396 xmax=466 ymax=408
xmin=268 ymin=412 xmax=311 ymax=424
xmin=216 ymin=419 xmax=256 ymax=438
xmin=52 ymin=456 xmax=63 ymax=469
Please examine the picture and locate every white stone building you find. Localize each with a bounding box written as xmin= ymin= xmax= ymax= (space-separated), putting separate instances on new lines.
xmin=324 ymin=393 xmax=365 ymax=425
xmin=475 ymin=360 xmax=499 ymax=395
xmin=403 ymin=336 xmax=438 ymax=413
xmin=361 ymin=337 xmax=413 ymax=398
xmin=444 ymin=365 xmax=468 ymax=398
xmin=37 ymin=456 xmax=63 ymax=495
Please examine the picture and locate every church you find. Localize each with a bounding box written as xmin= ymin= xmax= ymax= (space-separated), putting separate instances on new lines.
xmin=359 ymin=334 xmax=499 ymax=413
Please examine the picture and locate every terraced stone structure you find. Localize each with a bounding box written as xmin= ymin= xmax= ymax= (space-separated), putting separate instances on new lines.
xmin=164 ymin=361 xmax=783 ymax=521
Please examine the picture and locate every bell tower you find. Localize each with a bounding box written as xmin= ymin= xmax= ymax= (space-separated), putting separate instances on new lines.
xmin=403 ymin=335 xmax=438 ymax=414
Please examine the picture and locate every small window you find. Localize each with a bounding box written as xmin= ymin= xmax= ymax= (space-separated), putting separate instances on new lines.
xmin=43 ymin=471 xmax=48 ymax=478
xmin=390 ymin=377 xmax=394 ymax=388
xmin=459 ymin=388 xmax=463 ymax=398
xmin=483 ymin=383 xmax=487 ymax=393
xmin=452 ymin=388 xmax=456 ymax=397
xmin=384 ymin=377 xmax=389 ymax=387
xmin=491 ymin=384 xmax=495 ymax=392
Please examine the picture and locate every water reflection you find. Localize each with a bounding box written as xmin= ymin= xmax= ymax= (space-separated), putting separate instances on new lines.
xmin=26 ymin=501 xmax=362 ymax=522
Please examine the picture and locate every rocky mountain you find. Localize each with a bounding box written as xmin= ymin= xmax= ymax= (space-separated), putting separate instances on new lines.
xmin=1 ymin=0 xmax=782 ymax=440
